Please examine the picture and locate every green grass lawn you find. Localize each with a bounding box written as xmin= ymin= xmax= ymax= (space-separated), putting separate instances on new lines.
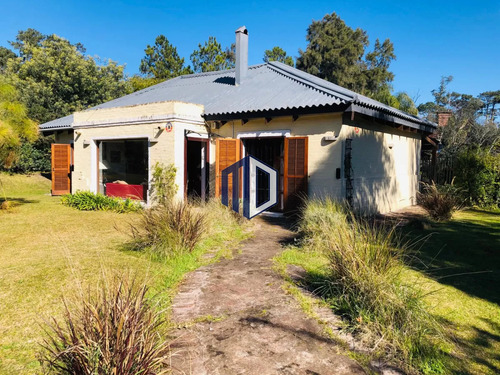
xmin=0 ymin=173 xmax=247 ymax=374
xmin=275 ymin=209 xmax=500 ymax=374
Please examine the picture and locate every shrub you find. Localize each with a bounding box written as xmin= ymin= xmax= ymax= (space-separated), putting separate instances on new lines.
xmin=299 ymin=198 xmax=445 ymax=373
xmin=39 ymin=276 xmax=170 ymax=374
xmin=150 ymin=163 xmax=178 ymax=205
xmin=61 ymin=191 xmax=141 ymax=213
xmin=454 ymin=149 xmax=500 ymax=208
xmin=129 ymin=200 xmax=207 ymax=255
xmin=418 ymin=181 xmax=462 ymax=221
xmin=10 ymin=136 xmax=53 ymax=173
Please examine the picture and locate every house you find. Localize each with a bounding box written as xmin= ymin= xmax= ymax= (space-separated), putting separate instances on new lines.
xmin=40 ymin=26 xmax=437 ymax=214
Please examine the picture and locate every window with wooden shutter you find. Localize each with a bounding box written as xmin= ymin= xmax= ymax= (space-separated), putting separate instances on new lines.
xmin=51 ymin=144 xmax=71 ymax=195
xmin=284 ymin=137 xmax=308 ymax=210
xmin=215 ymin=138 xmax=241 ymax=198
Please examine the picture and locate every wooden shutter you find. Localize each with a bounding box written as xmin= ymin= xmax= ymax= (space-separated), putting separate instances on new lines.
xmin=284 ymin=137 xmax=308 ymax=210
xmin=215 ymin=138 xmax=241 ymax=197
xmin=51 ymin=144 xmax=71 ymax=195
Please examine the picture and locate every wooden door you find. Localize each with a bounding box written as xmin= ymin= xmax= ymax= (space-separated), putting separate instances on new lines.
xmin=215 ymin=138 xmax=241 ymax=197
xmin=284 ymin=137 xmax=308 ymax=210
xmin=51 ymin=144 xmax=71 ymax=195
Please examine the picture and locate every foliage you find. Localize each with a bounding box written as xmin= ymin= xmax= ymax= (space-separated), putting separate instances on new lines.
xmin=418 ymin=181 xmax=462 ymax=221
xmin=39 ymin=275 xmax=171 ymax=375
xmin=150 ymin=162 xmax=178 ymax=205
xmin=479 ymin=90 xmax=500 ymax=122
xmin=419 ymin=76 xmax=500 ymax=157
xmin=61 ymin=191 xmax=142 ymax=213
xmin=127 ymin=74 xmax=162 ymax=92
xmin=454 ymin=150 xmax=500 ymax=207
xmin=263 ymin=46 xmax=294 ymax=66
xmin=139 ymin=35 xmax=192 ymax=79
xmin=128 ymin=200 xmax=207 ymax=255
xmin=0 ymin=46 xmax=16 ymax=72
xmin=0 ymin=76 xmax=38 ymax=171
xmin=10 ymin=135 xmax=52 ymax=173
xmin=296 ymin=12 xmax=396 ymax=102
xmin=394 ymin=92 xmax=419 ymax=115
xmin=190 ymin=36 xmax=235 ymax=73
xmin=297 ymin=198 xmax=445 ymax=373
xmin=5 ymin=29 xmax=128 ymax=123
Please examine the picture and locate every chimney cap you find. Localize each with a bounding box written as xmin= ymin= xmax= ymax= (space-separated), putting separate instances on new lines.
xmin=235 ymin=26 xmax=248 ymax=35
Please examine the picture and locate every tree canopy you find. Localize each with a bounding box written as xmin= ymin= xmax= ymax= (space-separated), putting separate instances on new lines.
xmin=296 ymin=12 xmax=401 ymax=106
xmin=0 ymin=47 xmax=16 ymax=72
xmin=139 ymin=35 xmax=192 ymax=79
xmin=263 ymin=46 xmax=294 ymax=66
xmin=5 ymin=30 xmax=128 ymax=123
xmin=0 ymin=76 xmax=37 ymax=169
xmin=418 ymin=76 xmax=500 ymax=155
xmin=190 ymin=37 xmax=234 ymax=73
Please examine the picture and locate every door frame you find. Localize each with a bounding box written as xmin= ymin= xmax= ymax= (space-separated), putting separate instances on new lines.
xmin=91 ymin=135 xmax=151 ymax=203
xmin=184 ymin=136 xmax=210 ymax=201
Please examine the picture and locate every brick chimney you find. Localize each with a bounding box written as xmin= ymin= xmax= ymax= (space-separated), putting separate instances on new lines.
xmin=436 ymin=111 xmax=452 ymax=127
xmin=235 ymin=26 xmax=248 ymax=86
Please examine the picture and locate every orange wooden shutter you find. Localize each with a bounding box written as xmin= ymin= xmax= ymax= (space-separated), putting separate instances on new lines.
xmin=215 ymin=138 xmax=241 ymax=198
xmin=284 ymin=137 xmax=308 ymax=210
xmin=51 ymin=144 xmax=71 ymax=195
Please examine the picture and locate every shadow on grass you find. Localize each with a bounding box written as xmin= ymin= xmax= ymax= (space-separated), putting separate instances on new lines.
xmin=402 ymin=210 xmax=500 ymax=306
xmin=435 ymin=315 xmax=500 ymax=374
xmin=0 ymin=197 xmax=40 ymax=208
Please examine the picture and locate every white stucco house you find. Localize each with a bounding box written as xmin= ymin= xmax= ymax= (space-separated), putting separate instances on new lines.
xmin=40 ymin=26 xmax=436 ymax=214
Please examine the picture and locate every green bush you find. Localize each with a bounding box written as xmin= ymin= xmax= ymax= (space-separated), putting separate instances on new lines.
xmin=454 ymin=150 xmax=500 ymax=208
xmin=10 ymin=136 xmax=53 ymax=173
xmin=39 ymin=275 xmax=170 ymax=374
xmin=417 ymin=181 xmax=462 ymax=221
xmin=299 ymin=198 xmax=445 ymax=373
xmin=150 ymin=162 xmax=178 ymax=205
xmin=61 ymin=191 xmax=141 ymax=213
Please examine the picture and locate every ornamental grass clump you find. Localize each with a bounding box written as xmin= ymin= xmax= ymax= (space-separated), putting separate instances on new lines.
xmin=129 ymin=200 xmax=207 ymax=255
xmin=39 ymin=276 xmax=171 ymax=375
xmin=299 ymin=198 xmax=445 ymax=373
xmin=417 ymin=181 xmax=462 ymax=221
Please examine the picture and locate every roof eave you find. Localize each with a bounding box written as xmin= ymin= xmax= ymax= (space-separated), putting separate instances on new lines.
xmin=344 ymin=104 xmax=437 ymax=133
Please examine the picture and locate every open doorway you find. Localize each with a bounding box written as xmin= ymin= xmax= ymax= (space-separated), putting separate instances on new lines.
xmin=185 ymin=137 xmax=209 ymax=201
xmin=98 ymin=139 xmax=148 ymax=200
xmin=242 ymin=137 xmax=284 ymax=211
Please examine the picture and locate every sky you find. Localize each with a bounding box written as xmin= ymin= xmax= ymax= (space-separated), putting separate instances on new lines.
xmin=1 ymin=0 xmax=499 ymax=105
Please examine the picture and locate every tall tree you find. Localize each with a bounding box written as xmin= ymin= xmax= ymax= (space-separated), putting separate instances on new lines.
xmin=296 ymin=12 xmax=397 ymax=103
xmin=431 ymin=75 xmax=453 ymax=108
xmin=139 ymin=35 xmax=192 ymax=79
xmin=363 ymin=38 xmax=396 ymax=98
xmin=8 ymin=28 xmax=45 ymax=60
xmin=6 ymin=31 xmax=128 ymax=123
xmin=263 ymin=46 xmax=294 ymax=66
xmin=419 ymin=76 xmax=500 ymax=155
xmin=0 ymin=47 xmax=16 ymax=72
xmin=190 ymin=36 xmax=234 ymax=73
xmin=479 ymin=90 xmax=500 ymax=122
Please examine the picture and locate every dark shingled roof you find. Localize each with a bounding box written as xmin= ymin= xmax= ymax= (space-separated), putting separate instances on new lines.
xmin=40 ymin=61 xmax=436 ymax=132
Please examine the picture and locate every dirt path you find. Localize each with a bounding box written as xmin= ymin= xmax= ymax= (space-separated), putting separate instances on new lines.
xmin=170 ymin=215 xmax=366 ymax=375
